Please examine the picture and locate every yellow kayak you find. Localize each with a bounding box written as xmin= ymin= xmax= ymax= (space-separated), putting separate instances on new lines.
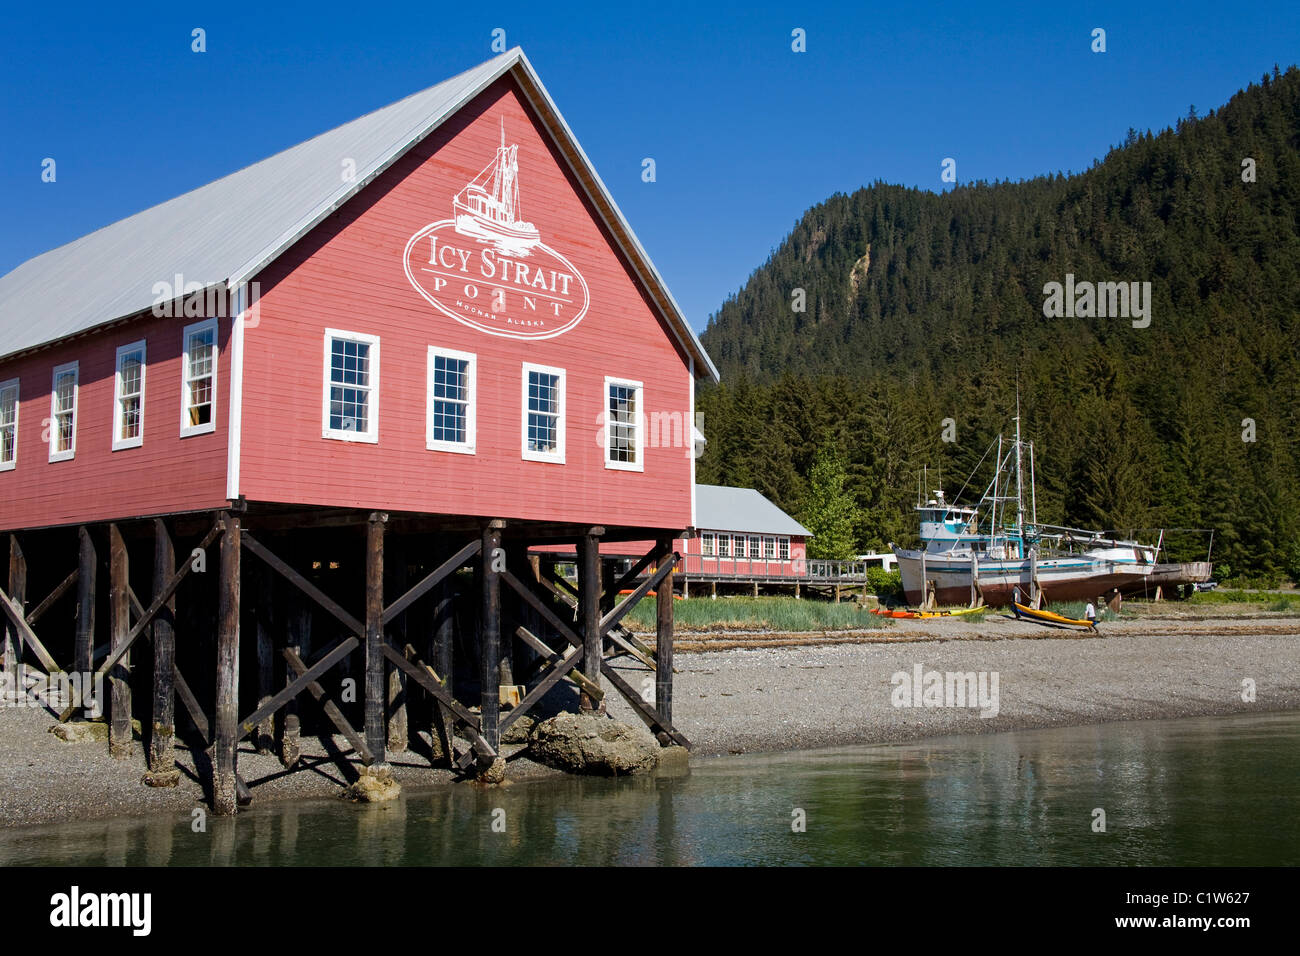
xmin=1012 ymin=602 xmax=1097 ymax=631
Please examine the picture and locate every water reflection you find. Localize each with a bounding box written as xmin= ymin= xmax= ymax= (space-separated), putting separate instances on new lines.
xmin=1 ymin=712 xmax=1296 ymax=866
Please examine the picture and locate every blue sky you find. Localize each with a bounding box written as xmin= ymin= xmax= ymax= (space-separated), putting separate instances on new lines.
xmin=1 ymin=1 xmax=1295 ymax=331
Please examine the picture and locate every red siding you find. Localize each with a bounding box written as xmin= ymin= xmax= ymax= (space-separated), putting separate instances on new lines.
xmin=676 ymin=533 xmax=808 ymax=577
xmin=0 ymin=313 xmax=232 ymax=530
xmin=238 ymin=77 xmax=694 ymax=530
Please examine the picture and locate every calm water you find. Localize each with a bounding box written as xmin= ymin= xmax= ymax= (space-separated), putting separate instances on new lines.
xmin=3 ymin=711 xmax=1297 ymax=866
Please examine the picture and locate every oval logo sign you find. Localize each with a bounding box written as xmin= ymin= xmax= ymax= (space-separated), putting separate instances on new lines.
xmin=403 ymin=123 xmax=590 ymax=340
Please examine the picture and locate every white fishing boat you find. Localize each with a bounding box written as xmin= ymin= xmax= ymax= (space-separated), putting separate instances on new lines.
xmin=452 ymin=119 xmax=541 ymax=257
xmin=891 ymin=414 xmax=1159 ymax=607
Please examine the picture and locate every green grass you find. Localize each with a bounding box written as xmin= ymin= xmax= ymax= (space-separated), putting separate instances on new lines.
xmin=625 ymin=596 xmax=889 ymax=632
xmin=1187 ymin=589 xmax=1300 ymax=610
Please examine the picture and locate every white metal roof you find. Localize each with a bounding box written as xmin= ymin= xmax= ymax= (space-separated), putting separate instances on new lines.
xmin=0 ymin=49 xmax=719 ymax=382
xmin=694 ymin=484 xmax=811 ymax=537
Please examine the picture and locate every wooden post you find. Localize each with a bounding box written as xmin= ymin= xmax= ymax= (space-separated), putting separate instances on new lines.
xmin=480 ymin=522 xmax=503 ymax=749
xmin=970 ymin=551 xmax=980 ymax=608
xmin=683 ymin=578 xmax=689 ymax=599
xmin=147 ymin=519 xmax=177 ymax=781
xmin=108 ymin=524 xmax=131 ymax=759
xmin=214 ymin=514 xmax=240 ymax=815
xmin=655 ymin=539 xmax=674 ymax=731
xmin=254 ymin=558 xmax=275 ymax=753
xmin=74 ymin=528 xmax=97 ymax=691
xmin=364 ymin=513 xmax=387 ymax=766
xmin=430 ymin=566 xmax=455 ymax=763
xmin=1029 ymin=549 xmax=1040 ymax=609
xmin=281 ymin=581 xmax=309 ymax=768
xmin=385 ymin=534 xmax=408 ymax=753
xmin=3 ymin=535 xmax=25 ymax=693
xmin=578 ymin=532 xmax=602 ymax=712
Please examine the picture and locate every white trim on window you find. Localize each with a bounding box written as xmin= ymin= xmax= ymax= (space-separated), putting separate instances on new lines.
xmin=49 ymin=361 xmax=78 ymax=462
xmin=323 ymin=329 xmax=380 ymax=443
xmin=603 ymin=376 xmax=644 ymax=472
xmin=426 ymin=346 xmax=476 ymax=454
xmin=701 ymin=532 xmax=715 ymax=557
xmin=112 ymin=339 xmax=146 ymax=451
xmin=180 ymin=318 xmax=219 ymax=438
xmin=0 ymin=378 xmax=18 ymax=472
xmin=521 ymin=362 xmax=565 ymax=464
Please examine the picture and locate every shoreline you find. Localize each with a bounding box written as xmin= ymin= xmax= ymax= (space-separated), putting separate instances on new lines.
xmin=2 ymin=611 xmax=1298 ymax=831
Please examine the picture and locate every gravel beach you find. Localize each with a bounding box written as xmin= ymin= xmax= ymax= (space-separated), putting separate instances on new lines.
xmin=3 ymin=607 xmax=1298 ymax=829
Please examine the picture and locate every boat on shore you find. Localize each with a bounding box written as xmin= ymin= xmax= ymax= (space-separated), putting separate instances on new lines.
xmin=891 ymin=414 xmax=1160 ymax=608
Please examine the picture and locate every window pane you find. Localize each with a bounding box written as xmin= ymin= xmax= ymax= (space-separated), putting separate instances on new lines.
xmin=527 ymin=371 xmax=559 ymax=453
xmin=607 ymin=383 xmax=638 ymax=464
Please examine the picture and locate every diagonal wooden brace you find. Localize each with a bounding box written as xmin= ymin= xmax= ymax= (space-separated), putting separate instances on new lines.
xmin=27 ymin=570 xmax=77 ymax=627
xmin=599 ymin=552 xmax=677 ymax=636
xmin=94 ymin=521 xmax=223 ymax=682
xmin=381 ymin=539 xmax=479 ymax=626
xmin=600 ymin=660 xmax=690 ymax=749
xmin=380 ymin=643 xmax=495 ymax=760
xmin=499 ymin=634 xmax=587 ymax=736
xmin=283 ymin=647 xmax=373 ymax=765
xmin=238 ymin=637 xmax=358 ymax=739
xmin=243 ymin=531 xmax=364 ymax=637
xmin=513 ymin=625 xmax=603 ymax=701
xmin=500 ymin=569 xmax=583 ymax=649
xmin=1 ymin=586 xmax=66 ymax=678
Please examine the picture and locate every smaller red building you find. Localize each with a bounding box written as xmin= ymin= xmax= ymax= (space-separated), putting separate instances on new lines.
xmin=674 ymin=484 xmax=810 ymax=580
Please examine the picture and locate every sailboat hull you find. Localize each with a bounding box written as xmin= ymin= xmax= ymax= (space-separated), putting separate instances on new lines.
xmin=895 ymin=549 xmax=1155 ymax=607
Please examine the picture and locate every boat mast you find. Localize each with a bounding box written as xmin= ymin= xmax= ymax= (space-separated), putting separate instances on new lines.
xmin=1029 ymin=441 xmax=1038 ymax=529
xmin=990 ymin=435 xmax=1002 ymax=550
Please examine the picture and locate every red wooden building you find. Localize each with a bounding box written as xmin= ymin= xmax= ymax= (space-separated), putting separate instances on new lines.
xmin=0 ymin=49 xmax=716 ymax=811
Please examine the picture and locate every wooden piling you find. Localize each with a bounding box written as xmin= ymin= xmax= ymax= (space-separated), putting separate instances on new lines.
xmin=148 ymin=519 xmax=176 ymax=777
xmin=655 ymin=539 xmax=674 ymax=729
xmin=480 ymin=522 xmax=503 ymax=750
xmin=578 ymin=532 xmax=602 ymax=712
xmin=108 ymin=524 xmax=131 ymax=758
xmin=385 ymin=534 xmax=408 ymax=753
xmin=364 ymin=512 xmax=387 ymax=766
xmin=281 ymin=582 xmax=309 ymax=768
xmin=431 ymin=564 xmax=455 ymax=764
xmin=3 ymin=535 xmax=25 ymax=691
xmin=254 ymin=558 xmax=275 ymax=753
xmin=75 ymin=527 xmax=96 ymax=684
xmin=214 ymin=513 xmax=241 ymax=815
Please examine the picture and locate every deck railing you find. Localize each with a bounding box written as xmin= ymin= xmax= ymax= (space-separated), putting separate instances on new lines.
xmin=675 ymin=555 xmax=875 ymax=582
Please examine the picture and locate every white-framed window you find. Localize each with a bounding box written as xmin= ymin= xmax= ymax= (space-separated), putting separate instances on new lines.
xmin=604 ymin=376 xmax=644 ymax=472
xmin=522 ymin=363 xmax=564 ymax=463
xmin=748 ymin=535 xmax=761 ymax=559
xmin=733 ymin=535 xmax=745 ymax=557
xmin=763 ymin=537 xmax=776 ymax=559
xmin=0 ymin=378 xmax=18 ymax=471
xmin=426 ymin=347 xmax=475 ymax=454
xmin=113 ymin=340 xmax=146 ymax=450
xmin=701 ymin=533 xmax=715 ymax=557
xmin=181 ymin=319 xmax=218 ymax=437
xmin=717 ymin=534 xmax=730 ymax=558
xmin=323 ymin=329 xmax=379 ymax=443
xmin=779 ymin=538 xmax=791 ymax=561
xmin=49 ymin=362 xmax=78 ymax=462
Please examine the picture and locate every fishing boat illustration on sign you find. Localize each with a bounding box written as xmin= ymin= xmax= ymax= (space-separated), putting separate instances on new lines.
xmin=452 ymin=120 xmax=542 ymax=257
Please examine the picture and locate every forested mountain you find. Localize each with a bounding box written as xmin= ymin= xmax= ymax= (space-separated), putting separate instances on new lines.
xmin=697 ymin=66 xmax=1300 ymax=582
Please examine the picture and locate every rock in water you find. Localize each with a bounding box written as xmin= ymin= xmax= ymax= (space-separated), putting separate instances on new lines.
xmin=529 ymin=712 xmax=659 ymax=775
xmin=342 ymin=764 xmax=402 ymax=803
